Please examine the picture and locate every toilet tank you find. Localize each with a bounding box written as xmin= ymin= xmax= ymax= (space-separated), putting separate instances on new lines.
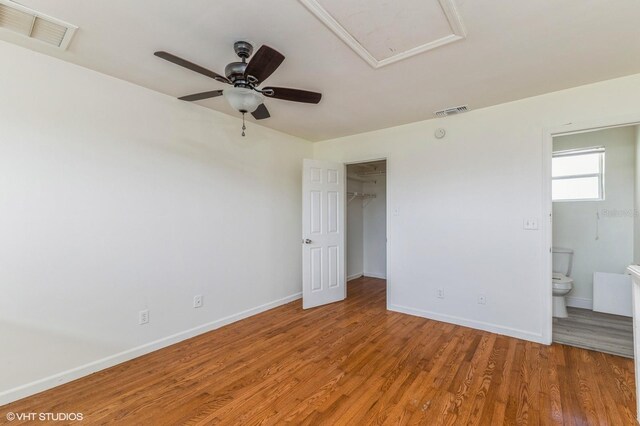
xmin=552 ymin=247 xmax=574 ymax=276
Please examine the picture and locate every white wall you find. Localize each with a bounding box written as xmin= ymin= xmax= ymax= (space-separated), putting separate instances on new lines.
xmin=635 ymin=126 xmax=640 ymax=264
xmin=363 ymin=176 xmax=387 ymax=279
xmin=314 ymin=72 xmax=640 ymax=343
xmin=552 ymin=127 xmax=635 ymax=309
xmin=0 ymin=41 xmax=311 ymax=403
xmin=347 ymin=178 xmax=364 ymax=279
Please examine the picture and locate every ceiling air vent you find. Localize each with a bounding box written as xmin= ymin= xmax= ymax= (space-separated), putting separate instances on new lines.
xmin=0 ymin=0 xmax=77 ymax=49
xmin=434 ymin=105 xmax=469 ymax=118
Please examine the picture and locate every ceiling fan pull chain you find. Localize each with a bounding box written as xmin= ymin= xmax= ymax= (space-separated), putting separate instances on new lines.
xmin=242 ymin=112 xmax=246 ymax=137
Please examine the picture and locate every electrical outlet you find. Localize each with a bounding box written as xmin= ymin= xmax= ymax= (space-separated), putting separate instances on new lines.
xmin=437 ymin=288 xmax=445 ymax=299
xmin=478 ymin=295 xmax=487 ymax=305
xmin=138 ymin=309 xmax=149 ymax=325
xmin=193 ymin=295 xmax=203 ymax=308
xmin=523 ymin=218 xmax=539 ymax=230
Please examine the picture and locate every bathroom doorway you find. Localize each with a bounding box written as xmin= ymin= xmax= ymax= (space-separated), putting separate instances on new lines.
xmin=345 ymin=160 xmax=387 ymax=297
xmin=550 ymin=125 xmax=639 ymax=357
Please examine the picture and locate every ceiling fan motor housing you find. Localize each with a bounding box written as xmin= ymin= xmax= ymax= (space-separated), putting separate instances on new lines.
xmin=225 ymin=41 xmax=258 ymax=85
xmin=225 ymin=61 xmax=248 ymax=83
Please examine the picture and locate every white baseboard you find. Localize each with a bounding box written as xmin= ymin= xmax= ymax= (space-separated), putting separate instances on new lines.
xmin=347 ymin=273 xmax=363 ymax=281
xmin=389 ymin=303 xmax=545 ymax=344
xmin=363 ymin=272 xmax=386 ymax=279
xmin=565 ymin=296 xmax=593 ymax=310
xmin=0 ymin=292 xmax=302 ymax=406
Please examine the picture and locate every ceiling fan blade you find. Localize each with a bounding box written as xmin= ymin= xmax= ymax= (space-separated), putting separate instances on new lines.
xmin=154 ymin=51 xmax=230 ymax=84
xmin=178 ymin=90 xmax=224 ymax=102
xmin=262 ymin=87 xmax=322 ymax=104
xmin=251 ymin=103 xmax=270 ymax=120
xmin=244 ymin=45 xmax=285 ymax=84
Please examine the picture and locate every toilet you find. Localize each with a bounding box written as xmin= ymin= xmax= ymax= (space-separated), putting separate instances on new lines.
xmin=552 ymin=247 xmax=574 ymax=318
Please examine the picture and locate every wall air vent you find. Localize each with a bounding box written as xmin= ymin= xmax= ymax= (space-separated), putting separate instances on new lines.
xmin=434 ymin=105 xmax=469 ymax=117
xmin=0 ymin=0 xmax=77 ymax=49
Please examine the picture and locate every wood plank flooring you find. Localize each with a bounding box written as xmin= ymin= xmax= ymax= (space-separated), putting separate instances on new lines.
xmin=553 ymin=306 xmax=634 ymax=358
xmin=1 ymin=277 xmax=636 ymax=425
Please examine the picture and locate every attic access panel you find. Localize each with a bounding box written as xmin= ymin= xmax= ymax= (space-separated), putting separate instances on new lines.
xmin=299 ymin=0 xmax=466 ymax=68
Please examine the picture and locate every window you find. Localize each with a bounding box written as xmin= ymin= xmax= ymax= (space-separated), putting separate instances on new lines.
xmin=552 ymin=147 xmax=604 ymax=202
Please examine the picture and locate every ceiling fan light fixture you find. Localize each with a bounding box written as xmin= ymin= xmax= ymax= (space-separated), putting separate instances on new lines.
xmin=223 ymin=87 xmax=263 ymax=113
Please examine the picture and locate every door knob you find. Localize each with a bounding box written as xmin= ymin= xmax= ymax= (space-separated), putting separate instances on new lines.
xmin=304 ymin=239 xmax=312 ymax=244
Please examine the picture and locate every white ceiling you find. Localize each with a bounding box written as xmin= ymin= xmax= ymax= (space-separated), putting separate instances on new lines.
xmin=3 ymin=0 xmax=640 ymax=141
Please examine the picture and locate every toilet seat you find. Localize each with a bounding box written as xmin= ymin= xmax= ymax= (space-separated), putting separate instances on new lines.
xmin=552 ymin=273 xmax=573 ymax=290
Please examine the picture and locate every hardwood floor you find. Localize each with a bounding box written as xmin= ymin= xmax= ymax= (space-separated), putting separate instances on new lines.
xmin=1 ymin=277 xmax=636 ymax=425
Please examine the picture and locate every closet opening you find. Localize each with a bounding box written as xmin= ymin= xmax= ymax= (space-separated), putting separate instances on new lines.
xmin=346 ymin=159 xmax=387 ymax=298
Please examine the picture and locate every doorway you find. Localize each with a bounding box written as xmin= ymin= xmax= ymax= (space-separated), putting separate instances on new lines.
xmin=346 ymin=160 xmax=387 ymax=295
xmin=549 ymin=125 xmax=638 ymax=358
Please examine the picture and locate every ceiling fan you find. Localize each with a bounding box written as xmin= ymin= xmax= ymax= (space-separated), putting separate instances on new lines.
xmin=154 ymin=41 xmax=322 ymax=136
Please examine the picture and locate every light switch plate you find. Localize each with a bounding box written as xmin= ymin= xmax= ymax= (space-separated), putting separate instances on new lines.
xmin=193 ymin=295 xmax=203 ymax=308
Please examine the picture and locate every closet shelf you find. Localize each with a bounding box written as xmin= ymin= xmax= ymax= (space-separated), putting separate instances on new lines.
xmin=347 ymin=191 xmax=376 ymax=207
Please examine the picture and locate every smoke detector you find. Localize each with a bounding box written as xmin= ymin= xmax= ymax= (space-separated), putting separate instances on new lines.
xmin=434 ymin=105 xmax=469 ymax=118
xmin=0 ymin=0 xmax=77 ymax=49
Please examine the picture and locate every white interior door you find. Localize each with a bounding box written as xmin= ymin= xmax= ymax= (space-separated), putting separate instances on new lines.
xmin=302 ymin=159 xmax=346 ymax=309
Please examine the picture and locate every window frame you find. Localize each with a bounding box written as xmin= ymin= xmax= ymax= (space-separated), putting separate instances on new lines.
xmin=552 ymin=146 xmax=605 ymax=202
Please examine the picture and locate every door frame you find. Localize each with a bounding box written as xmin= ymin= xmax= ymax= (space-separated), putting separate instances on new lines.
xmin=542 ymin=113 xmax=640 ymax=344
xmin=344 ymin=156 xmax=389 ymax=307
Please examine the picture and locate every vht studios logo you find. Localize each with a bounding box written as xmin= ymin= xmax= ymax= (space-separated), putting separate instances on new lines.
xmin=5 ymin=412 xmax=84 ymax=422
